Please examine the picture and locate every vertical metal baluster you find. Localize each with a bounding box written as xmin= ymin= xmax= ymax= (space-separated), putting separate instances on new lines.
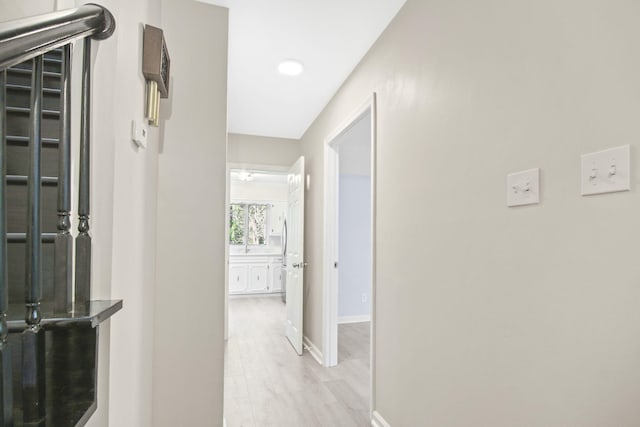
xmin=0 ymin=70 xmax=14 ymax=427
xmin=54 ymin=44 xmax=73 ymax=313
xmin=75 ymin=39 xmax=91 ymax=304
xmin=25 ymin=56 xmax=43 ymax=335
xmin=23 ymin=55 xmax=45 ymax=424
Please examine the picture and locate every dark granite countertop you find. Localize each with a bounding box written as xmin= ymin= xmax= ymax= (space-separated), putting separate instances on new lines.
xmin=7 ymin=299 xmax=123 ymax=332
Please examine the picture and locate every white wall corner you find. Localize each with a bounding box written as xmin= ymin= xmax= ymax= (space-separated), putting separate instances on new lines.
xmin=371 ymin=410 xmax=391 ymax=427
xmin=303 ymin=336 xmax=324 ymax=366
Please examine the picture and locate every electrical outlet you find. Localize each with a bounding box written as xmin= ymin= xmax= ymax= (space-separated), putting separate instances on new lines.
xmin=361 ymin=294 xmax=367 ymax=303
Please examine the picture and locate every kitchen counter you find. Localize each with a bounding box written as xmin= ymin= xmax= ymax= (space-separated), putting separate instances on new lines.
xmin=230 ymin=252 xmax=282 ymax=258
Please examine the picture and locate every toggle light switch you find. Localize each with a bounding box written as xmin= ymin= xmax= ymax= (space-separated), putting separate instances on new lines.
xmin=507 ymin=168 xmax=540 ymax=207
xmin=581 ymin=145 xmax=630 ymax=196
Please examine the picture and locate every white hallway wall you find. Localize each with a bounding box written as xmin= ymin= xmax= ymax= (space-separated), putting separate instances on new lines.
xmin=75 ymin=0 xmax=167 ymax=424
xmin=86 ymin=0 xmax=162 ymax=425
xmin=230 ymin=179 xmax=288 ymax=202
xmin=228 ymin=133 xmax=300 ymax=167
xmin=301 ymin=0 xmax=640 ymax=425
xmin=153 ymin=1 xmax=228 ymax=426
xmin=0 ymin=0 xmax=55 ymax=20
xmin=78 ymin=0 xmax=164 ymax=425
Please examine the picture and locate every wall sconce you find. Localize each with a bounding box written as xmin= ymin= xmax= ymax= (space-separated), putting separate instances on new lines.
xmin=143 ymin=24 xmax=170 ymax=126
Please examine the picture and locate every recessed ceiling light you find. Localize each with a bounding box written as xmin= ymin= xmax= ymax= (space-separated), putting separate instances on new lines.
xmin=278 ymin=59 xmax=304 ymax=76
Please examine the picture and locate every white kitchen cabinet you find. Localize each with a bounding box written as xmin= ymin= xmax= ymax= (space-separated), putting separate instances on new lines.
xmin=247 ymin=264 xmax=269 ymax=292
xmin=229 ymin=264 xmax=248 ymax=294
xmin=270 ymin=263 xmax=283 ymax=292
xmin=269 ymin=202 xmax=287 ymax=236
xmin=229 ymin=255 xmax=283 ymax=295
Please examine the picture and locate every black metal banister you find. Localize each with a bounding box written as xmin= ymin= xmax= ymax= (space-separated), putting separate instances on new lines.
xmin=0 ymin=69 xmax=13 ymax=427
xmin=0 ymin=72 xmax=5 ymax=320
xmin=75 ymin=39 xmax=92 ymax=304
xmin=0 ymin=4 xmax=115 ymax=70
xmin=23 ymin=55 xmax=45 ymax=425
xmin=54 ymin=44 xmax=72 ymax=312
xmin=0 ymin=5 xmax=117 ymax=424
xmin=25 ymin=56 xmax=43 ymax=328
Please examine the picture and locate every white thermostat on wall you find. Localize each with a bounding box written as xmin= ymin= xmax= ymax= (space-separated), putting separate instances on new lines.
xmin=507 ymin=168 xmax=540 ymax=207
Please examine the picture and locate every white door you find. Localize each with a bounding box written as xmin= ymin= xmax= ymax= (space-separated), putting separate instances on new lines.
xmin=285 ymin=156 xmax=305 ymax=355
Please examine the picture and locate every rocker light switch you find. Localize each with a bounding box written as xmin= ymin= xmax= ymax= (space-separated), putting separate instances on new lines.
xmin=507 ymin=168 xmax=540 ymax=207
xmin=581 ymin=145 xmax=630 ymax=196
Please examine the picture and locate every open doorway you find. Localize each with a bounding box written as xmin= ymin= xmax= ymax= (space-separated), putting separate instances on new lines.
xmin=225 ymin=167 xmax=289 ymax=334
xmin=224 ymin=158 xmax=306 ymax=355
xmin=336 ymin=112 xmax=372 ymax=328
xmin=323 ymin=95 xmax=376 ymax=415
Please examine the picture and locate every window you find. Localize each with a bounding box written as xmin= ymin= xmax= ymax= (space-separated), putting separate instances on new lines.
xmin=229 ymin=203 xmax=269 ymax=246
xmin=229 ymin=204 xmax=246 ymax=245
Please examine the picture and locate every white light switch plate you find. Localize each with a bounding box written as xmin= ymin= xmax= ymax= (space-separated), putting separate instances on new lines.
xmin=507 ymin=168 xmax=540 ymax=207
xmin=581 ymin=145 xmax=630 ymax=196
xmin=131 ymin=120 xmax=148 ymax=149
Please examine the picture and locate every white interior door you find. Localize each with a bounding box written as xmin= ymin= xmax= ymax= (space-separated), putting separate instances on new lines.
xmin=285 ymin=156 xmax=305 ymax=355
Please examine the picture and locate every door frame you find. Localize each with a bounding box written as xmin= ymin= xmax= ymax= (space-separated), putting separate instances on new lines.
xmin=322 ymin=93 xmax=377 ymax=413
xmin=225 ymin=162 xmax=290 ymax=341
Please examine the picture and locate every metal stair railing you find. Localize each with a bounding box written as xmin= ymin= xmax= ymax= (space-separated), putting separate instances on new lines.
xmin=0 ymin=5 xmax=116 ymax=425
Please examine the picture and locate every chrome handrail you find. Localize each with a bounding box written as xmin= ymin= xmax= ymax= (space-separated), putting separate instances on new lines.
xmin=0 ymin=4 xmax=115 ymax=70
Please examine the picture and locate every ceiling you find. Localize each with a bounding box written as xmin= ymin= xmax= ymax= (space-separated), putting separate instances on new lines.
xmin=197 ymin=0 xmax=407 ymax=140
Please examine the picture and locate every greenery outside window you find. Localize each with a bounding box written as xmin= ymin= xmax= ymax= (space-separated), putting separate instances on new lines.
xmin=229 ymin=203 xmax=268 ymax=247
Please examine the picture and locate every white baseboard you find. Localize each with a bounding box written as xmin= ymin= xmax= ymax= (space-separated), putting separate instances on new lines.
xmin=222 ymin=417 xmax=227 ymax=427
xmin=303 ymin=336 xmax=323 ymax=366
xmin=371 ymin=411 xmax=391 ymax=427
xmin=338 ymin=315 xmax=371 ymax=324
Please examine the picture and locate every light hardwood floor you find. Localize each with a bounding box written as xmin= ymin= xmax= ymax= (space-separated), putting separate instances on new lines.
xmin=224 ymin=296 xmax=370 ymax=427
